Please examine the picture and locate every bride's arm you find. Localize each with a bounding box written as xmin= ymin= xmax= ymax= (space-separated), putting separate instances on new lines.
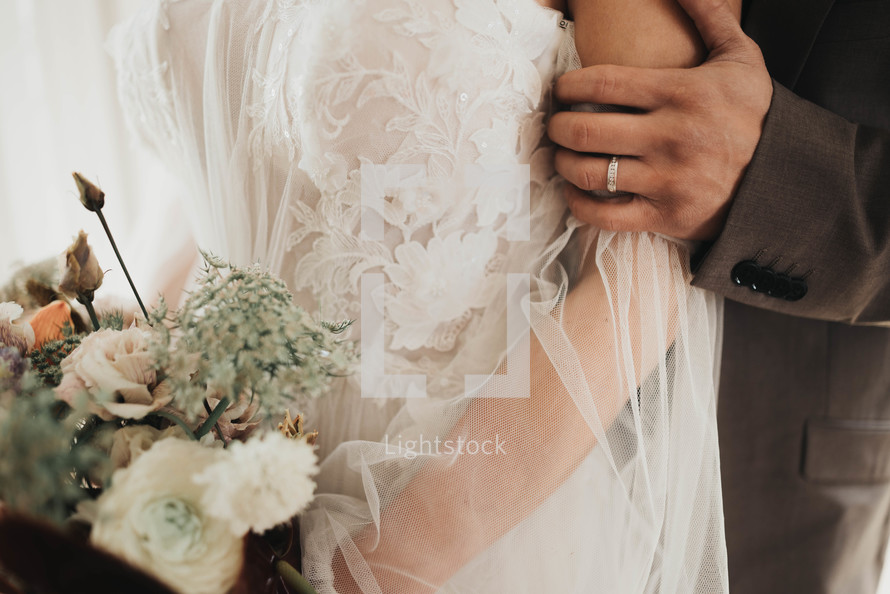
xmin=332 ymin=3 xmax=735 ymax=592
xmin=569 ymin=0 xmax=715 ymax=69
xmin=338 ymin=245 xmax=668 ymax=591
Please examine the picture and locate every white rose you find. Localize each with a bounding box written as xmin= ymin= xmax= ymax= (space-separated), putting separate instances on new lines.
xmin=56 ymin=328 xmax=171 ymax=420
xmin=91 ymin=438 xmax=244 ymax=594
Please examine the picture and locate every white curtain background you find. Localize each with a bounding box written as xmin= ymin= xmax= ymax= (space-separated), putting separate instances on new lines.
xmin=0 ymin=0 xmax=193 ymax=303
xmin=1 ymin=1 xmax=889 ymax=592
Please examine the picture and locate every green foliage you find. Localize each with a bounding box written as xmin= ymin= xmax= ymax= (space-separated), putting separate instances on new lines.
xmin=0 ymin=373 xmax=107 ymax=524
xmin=29 ymin=331 xmax=84 ymax=388
xmin=320 ymin=320 xmax=354 ymax=334
xmin=98 ymin=309 xmax=125 ymax=331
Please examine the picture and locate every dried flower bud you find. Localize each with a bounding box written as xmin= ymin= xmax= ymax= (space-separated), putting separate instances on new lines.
xmin=278 ymin=410 xmax=300 ymax=439
xmin=72 ymin=172 xmax=105 ymax=212
xmin=277 ymin=410 xmax=318 ymax=445
xmin=58 ymin=231 xmax=104 ymax=299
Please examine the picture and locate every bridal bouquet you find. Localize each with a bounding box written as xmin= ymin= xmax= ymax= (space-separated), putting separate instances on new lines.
xmin=0 ymin=175 xmax=357 ymax=594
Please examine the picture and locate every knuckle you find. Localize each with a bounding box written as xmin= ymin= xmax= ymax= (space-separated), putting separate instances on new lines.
xmin=580 ymin=160 xmax=602 ymax=191
xmin=678 ymin=79 xmax=718 ymax=111
xmin=581 ymin=166 xmax=595 ymax=191
xmin=661 ymin=119 xmax=709 ymax=160
xmin=593 ymin=65 xmax=620 ymax=98
xmin=660 ymin=178 xmax=682 ymax=203
xmin=569 ymin=118 xmax=592 ymax=148
xmin=599 ymin=215 xmax=620 ymax=232
xmin=659 ymin=129 xmax=684 ymax=157
xmin=660 ymin=169 xmax=687 ymax=199
xmin=638 ymin=167 xmax=660 ymax=194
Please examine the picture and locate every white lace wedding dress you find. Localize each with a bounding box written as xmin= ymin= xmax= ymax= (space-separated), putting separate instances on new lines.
xmin=110 ymin=0 xmax=728 ymax=591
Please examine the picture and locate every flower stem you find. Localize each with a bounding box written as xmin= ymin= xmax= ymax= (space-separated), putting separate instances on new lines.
xmin=94 ymin=209 xmax=149 ymax=322
xmin=150 ymin=410 xmax=199 ymax=441
xmin=275 ymin=560 xmax=319 ymax=594
xmin=195 ymin=397 xmax=230 ymax=439
xmin=78 ymin=296 xmax=100 ymax=331
xmin=202 ymin=398 xmax=226 ymax=446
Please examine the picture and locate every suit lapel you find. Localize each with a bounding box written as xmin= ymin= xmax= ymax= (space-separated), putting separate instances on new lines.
xmin=742 ymin=0 xmax=836 ymax=89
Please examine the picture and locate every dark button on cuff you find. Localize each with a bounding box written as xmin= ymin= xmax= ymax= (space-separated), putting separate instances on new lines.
xmin=731 ymin=258 xmax=809 ymax=302
xmin=769 ymin=274 xmax=793 ymax=299
xmin=751 ymin=268 xmax=777 ymax=294
xmin=731 ymin=260 xmax=760 ymax=287
xmin=785 ymin=278 xmax=808 ymax=301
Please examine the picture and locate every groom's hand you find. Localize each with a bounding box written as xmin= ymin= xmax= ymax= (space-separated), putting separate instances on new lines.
xmin=548 ymin=0 xmax=772 ymax=241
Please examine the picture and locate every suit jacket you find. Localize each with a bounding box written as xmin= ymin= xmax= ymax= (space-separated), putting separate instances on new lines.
xmin=691 ymin=1 xmax=890 ymax=592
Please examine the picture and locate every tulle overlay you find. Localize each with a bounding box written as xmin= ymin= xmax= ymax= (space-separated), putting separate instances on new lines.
xmin=109 ymin=0 xmax=728 ymax=591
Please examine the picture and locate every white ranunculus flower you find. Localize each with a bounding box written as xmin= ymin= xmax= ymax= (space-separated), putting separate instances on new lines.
xmin=91 ymin=438 xmax=244 ymax=594
xmin=55 ymin=328 xmax=171 ymax=420
xmin=195 ymin=431 xmax=318 ymax=536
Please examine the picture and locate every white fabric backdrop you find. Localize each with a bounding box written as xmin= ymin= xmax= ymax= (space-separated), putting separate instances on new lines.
xmin=0 ymin=0 xmax=192 ymax=301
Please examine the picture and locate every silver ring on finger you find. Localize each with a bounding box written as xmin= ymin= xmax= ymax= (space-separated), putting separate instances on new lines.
xmin=607 ymin=155 xmax=619 ymax=194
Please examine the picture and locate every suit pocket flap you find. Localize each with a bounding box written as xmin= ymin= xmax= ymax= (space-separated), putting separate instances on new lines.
xmin=804 ymin=418 xmax=890 ymax=483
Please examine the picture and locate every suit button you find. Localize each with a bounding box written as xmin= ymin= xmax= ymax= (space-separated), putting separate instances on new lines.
xmin=751 ymin=268 xmax=777 ymax=294
xmin=785 ymin=278 xmax=808 ymax=301
xmin=769 ymin=274 xmax=793 ymax=299
xmin=731 ymin=260 xmax=760 ymax=287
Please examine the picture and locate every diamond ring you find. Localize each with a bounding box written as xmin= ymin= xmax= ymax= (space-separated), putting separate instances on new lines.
xmin=607 ymin=155 xmax=619 ymax=194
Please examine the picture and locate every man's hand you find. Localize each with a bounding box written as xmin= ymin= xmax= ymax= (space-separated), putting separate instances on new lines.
xmin=548 ymin=0 xmax=772 ymax=241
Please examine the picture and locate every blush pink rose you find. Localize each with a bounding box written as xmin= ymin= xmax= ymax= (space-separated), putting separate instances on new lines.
xmin=56 ymin=328 xmax=171 ymax=420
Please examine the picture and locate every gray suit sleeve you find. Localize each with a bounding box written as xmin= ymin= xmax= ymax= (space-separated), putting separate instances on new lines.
xmin=690 ymin=82 xmax=890 ymax=325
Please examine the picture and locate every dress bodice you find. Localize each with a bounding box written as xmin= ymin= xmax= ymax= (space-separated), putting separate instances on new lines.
xmin=112 ymin=0 xmax=580 ymax=393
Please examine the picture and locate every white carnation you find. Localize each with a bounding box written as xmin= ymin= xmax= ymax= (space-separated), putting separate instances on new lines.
xmin=196 ymin=431 xmax=318 ymax=536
